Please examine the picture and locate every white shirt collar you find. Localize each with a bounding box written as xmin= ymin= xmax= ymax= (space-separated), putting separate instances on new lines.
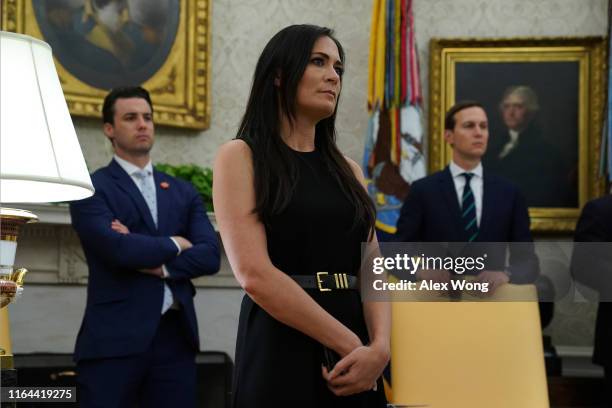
xmin=113 ymin=154 xmax=153 ymax=176
xmin=508 ymin=129 xmax=520 ymax=143
xmin=449 ymin=160 xmax=483 ymax=179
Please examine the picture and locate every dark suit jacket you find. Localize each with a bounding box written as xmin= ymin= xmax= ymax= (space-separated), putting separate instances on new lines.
xmin=395 ymin=166 xmax=538 ymax=283
xmin=70 ymin=159 xmax=220 ymax=361
xmin=572 ymin=195 xmax=612 ymax=367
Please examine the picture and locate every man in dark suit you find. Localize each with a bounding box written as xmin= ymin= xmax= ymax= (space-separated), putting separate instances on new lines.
xmin=70 ymin=86 xmax=220 ymax=407
xmin=395 ymin=101 xmax=538 ymax=293
xmin=572 ymin=195 xmax=612 ymax=403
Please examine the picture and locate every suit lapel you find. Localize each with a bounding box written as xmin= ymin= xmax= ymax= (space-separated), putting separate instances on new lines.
xmin=154 ymin=170 xmax=171 ymax=234
xmin=438 ymin=167 xmax=464 ymax=241
xmin=108 ymin=159 xmax=157 ymax=232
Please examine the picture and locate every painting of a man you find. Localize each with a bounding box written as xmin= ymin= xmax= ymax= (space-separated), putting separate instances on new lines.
xmin=483 ymin=85 xmax=576 ymax=207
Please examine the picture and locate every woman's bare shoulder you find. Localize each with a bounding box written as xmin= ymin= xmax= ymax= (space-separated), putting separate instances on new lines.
xmin=217 ymin=139 xmax=252 ymax=157
xmin=215 ymin=139 xmax=254 ymax=167
xmin=343 ymin=155 xmax=365 ymax=181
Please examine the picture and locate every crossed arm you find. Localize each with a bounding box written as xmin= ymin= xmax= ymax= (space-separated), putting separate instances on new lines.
xmin=110 ymin=219 xmax=191 ymax=277
xmin=70 ymin=185 xmax=220 ymax=280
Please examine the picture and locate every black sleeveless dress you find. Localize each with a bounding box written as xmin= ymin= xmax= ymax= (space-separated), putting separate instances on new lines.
xmin=232 ymin=149 xmax=387 ymax=408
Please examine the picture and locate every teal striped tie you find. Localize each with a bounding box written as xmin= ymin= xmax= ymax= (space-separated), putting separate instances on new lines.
xmin=461 ymin=173 xmax=478 ymax=242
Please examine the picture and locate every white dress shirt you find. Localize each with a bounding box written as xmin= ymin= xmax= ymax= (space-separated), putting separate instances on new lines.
xmin=113 ymin=155 xmax=181 ymax=314
xmin=449 ymin=160 xmax=483 ymax=227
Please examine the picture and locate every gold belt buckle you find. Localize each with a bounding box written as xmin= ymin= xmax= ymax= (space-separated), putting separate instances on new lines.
xmin=333 ymin=273 xmax=350 ymax=289
xmin=317 ymin=272 xmax=351 ymax=291
xmin=316 ymin=272 xmax=331 ymax=292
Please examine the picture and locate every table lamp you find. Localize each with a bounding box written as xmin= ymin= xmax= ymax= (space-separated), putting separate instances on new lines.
xmin=0 ymin=31 xmax=94 ymax=371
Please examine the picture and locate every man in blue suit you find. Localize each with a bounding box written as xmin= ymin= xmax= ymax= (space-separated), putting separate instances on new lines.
xmin=70 ymin=86 xmax=220 ymax=407
xmin=395 ymin=101 xmax=538 ymax=293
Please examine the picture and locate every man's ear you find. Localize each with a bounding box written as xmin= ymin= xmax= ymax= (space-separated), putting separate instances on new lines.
xmin=103 ymin=123 xmax=114 ymax=144
xmin=444 ymin=129 xmax=454 ymax=147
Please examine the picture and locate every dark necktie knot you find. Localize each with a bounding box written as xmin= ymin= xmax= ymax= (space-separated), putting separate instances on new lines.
xmin=462 ymin=172 xmax=474 ymax=182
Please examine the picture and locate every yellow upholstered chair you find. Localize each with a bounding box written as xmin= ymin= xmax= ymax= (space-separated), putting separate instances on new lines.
xmin=390 ymin=284 xmax=549 ymax=408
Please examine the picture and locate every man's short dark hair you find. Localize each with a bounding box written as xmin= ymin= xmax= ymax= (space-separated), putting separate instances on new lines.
xmin=102 ymin=86 xmax=153 ymax=125
xmin=444 ymin=100 xmax=484 ymax=130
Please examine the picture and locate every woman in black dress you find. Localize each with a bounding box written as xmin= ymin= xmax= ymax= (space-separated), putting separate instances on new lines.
xmin=213 ymin=24 xmax=390 ymax=407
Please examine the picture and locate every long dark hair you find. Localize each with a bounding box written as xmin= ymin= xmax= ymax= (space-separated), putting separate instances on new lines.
xmin=236 ymin=24 xmax=375 ymax=238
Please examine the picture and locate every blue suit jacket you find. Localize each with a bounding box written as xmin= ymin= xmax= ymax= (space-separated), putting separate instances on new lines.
xmin=395 ymin=167 xmax=537 ymax=283
xmin=70 ymin=159 xmax=220 ymax=361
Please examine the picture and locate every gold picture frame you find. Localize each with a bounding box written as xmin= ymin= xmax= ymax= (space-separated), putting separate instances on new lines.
xmin=429 ymin=37 xmax=607 ymax=233
xmin=1 ymin=0 xmax=210 ymax=129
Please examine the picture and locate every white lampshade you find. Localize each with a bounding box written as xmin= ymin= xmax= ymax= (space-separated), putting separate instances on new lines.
xmin=0 ymin=31 xmax=94 ymax=203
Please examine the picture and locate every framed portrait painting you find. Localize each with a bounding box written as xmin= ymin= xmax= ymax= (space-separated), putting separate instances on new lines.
xmin=429 ymin=37 xmax=607 ymax=232
xmin=1 ymin=0 xmax=210 ymax=129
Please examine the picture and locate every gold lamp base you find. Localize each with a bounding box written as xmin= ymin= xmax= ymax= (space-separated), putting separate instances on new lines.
xmin=0 ymin=268 xmax=27 ymax=308
xmin=0 ymin=268 xmax=27 ymax=368
xmin=0 ymin=308 xmax=14 ymax=369
xmin=0 ymin=208 xmax=37 ymax=371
